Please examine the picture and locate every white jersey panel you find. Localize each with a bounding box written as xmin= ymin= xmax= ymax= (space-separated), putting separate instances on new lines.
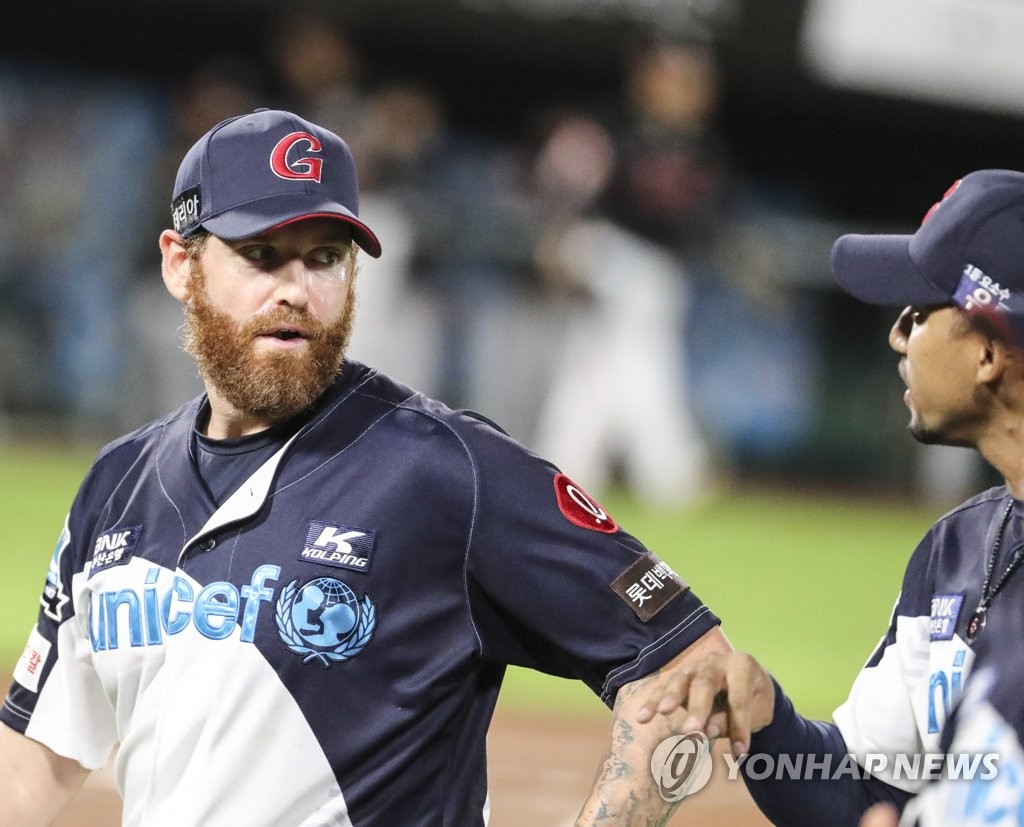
xmin=115 ymin=622 xmax=353 ymax=826
xmin=900 ymin=699 xmax=1022 ymax=826
xmin=21 ymin=612 xmax=118 ymax=769
xmin=33 ymin=553 xmax=352 ymax=826
xmin=834 ymin=614 xmax=975 ymax=793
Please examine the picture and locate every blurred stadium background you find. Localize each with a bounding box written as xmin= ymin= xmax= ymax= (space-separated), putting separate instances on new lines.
xmin=2 ymin=0 xmax=1019 ymax=495
xmin=1 ymin=0 xmax=1021 ymax=819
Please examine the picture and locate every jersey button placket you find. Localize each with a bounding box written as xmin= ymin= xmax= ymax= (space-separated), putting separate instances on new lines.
xmin=198 ymin=538 xmax=216 ymax=551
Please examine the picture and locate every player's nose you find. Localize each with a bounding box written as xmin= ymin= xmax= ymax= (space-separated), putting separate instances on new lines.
xmin=273 ymin=260 xmax=311 ymax=309
xmin=889 ymin=307 xmax=912 ymax=354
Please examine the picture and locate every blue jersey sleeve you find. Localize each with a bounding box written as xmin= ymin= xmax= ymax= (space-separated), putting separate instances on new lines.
xmin=744 ymin=679 xmax=913 ymax=825
xmin=457 ymin=413 xmax=720 ymax=705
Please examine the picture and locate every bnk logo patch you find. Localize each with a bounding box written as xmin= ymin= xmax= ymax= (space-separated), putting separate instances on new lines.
xmin=89 ymin=526 xmax=142 ymax=578
xmin=930 ymin=593 xmax=965 ymax=641
xmin=300 ymin=520 xmax=376 ymax=573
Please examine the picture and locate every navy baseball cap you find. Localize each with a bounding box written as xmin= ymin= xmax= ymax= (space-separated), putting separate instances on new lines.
xmin=832 ymin=169 xmax=1024 ymax=328
xmin=170 ymin=108 xmax=381 ymax=257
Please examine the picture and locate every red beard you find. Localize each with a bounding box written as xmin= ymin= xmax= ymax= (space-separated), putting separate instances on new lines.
xmin=182 ymin=262 xmax=355 ymax=421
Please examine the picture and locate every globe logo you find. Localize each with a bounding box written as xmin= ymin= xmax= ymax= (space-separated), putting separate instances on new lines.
xmin=276 ymin=577 xmax=376 ymax=667
xmin=292 ymin=578 xmax=359 ymax=646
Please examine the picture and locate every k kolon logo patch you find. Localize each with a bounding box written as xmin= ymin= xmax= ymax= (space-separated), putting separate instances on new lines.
xmin=554 ymin=474 xmax=618 ymax=534
xmin=300 ymin=520 xmax=375 ymax=573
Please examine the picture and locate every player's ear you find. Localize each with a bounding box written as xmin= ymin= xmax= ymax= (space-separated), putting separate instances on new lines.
xmin=983 ymin=337 xmax=1024 ymax=390
xmin=977 ymin=335 xmax=1009 ymax=386
xmin=160 ymin=229 xmax=191 ymax=302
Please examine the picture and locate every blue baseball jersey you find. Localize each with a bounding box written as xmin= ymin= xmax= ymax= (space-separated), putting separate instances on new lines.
xmin=1 ymin=361 xmax=719 ymax=826
xmin=832 ymin=487 xmax=1022 ymax=794
xmin=896 ymin=514 xmax=1024 ymax=827
xmin=744 ymin=487 xmax=1024 ymax=826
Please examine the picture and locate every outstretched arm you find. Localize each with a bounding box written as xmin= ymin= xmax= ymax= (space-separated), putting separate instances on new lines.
xmin=636 ymin=651 xmax=911 ymax=826
xmin=574 ymin=626 xmax=733 ymax=826
xmin=635 ymin=650 xmax=775 ymax=756
xmin=0 ymin=722 xmax=89 ymax=827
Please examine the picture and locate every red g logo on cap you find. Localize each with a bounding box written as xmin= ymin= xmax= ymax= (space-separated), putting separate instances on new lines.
xmin=922 ymin=178 xmax=962 ymax=224
xmin=270 ymin=132 xmax=324 ymax=182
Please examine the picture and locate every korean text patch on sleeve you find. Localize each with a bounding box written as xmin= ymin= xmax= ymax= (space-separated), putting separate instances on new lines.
xmin=610 ymin=553 xmax=689 ymax=622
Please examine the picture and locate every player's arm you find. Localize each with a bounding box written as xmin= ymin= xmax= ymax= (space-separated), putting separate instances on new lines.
xmin=574 ymin=626 xmax=733 ymax=826
xmin=0 ymin=722 xmax=90 ymax=826
xmin=638 ymin=650 xmax=912 ymax=826
xmin=635 ymin=649 xmax=775 ymax=754
xmin=861 ymin=804 xmax=900 ymax=827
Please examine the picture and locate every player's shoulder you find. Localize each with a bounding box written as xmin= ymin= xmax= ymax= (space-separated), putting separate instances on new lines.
xmin=901 ymin=484 xmax=1011 ymax=586
xmin=929 ymin=484 xmax=1009 ymax=531
xmin=346 ymin=362 xmax=552 ymax=498
xmin=90 ymin=395 xmax=203 ymax=473
xmin=349 ymin=362 xmax=516 ymax=447
xmin=61 ymin=396 xmax=203 ymax=523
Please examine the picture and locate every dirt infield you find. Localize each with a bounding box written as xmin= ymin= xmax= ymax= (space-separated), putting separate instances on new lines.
xmin=46 ymin=707 xmax=769 ymax=826
xmin=487 ymin=710 xmax=771 ymax=826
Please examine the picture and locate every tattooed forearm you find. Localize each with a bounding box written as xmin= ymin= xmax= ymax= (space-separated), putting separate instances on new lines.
xmin=605 ymin=755 xmax=631 ymax=783
xmin=579 ymin=781 xmax=676 ymax=827
xmin=575 ymin=687 xmax=684 ymax=827
xmin=575 ymin=628 xmax=733 ymax=826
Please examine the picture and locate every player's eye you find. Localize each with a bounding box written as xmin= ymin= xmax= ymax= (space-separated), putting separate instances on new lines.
xmin=309 ymin=248 xmax=343 ymax=267
xmin=909 ymin=303 xmax=954 ymax=326
xmin=237 ymin=245 xmax=276 ymax=263
xmin=307 ymin=248 xmax=352 ymax=280
xmin=909 ymin=305 xmax=938 ymax=325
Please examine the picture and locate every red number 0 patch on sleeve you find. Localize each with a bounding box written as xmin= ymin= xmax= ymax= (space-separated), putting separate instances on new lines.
xmin=553 ymin=474 xmax=618 ymax=534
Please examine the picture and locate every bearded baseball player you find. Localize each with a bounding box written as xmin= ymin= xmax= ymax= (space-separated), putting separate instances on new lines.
xmin=638 ymin=169 xmax=1024 ymax=825
xmin=0 ymin=108 xmax=735 ymax=826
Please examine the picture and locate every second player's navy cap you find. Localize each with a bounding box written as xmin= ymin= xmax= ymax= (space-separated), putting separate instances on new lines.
xmin=832 ymin=169 xmax=1024 ymax=333
xmin=170 ymin=108 xmax=382 ymax=257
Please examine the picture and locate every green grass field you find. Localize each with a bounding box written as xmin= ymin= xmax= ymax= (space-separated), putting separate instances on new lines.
xmin=0 ymin=442 xmax=938 ymax=723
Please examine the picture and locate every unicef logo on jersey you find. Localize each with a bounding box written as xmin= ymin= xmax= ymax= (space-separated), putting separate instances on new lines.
xmin=275 ymin=577 xmax=376 ymax=667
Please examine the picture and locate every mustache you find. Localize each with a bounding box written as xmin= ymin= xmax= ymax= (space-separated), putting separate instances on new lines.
xmin=241 ymin=309 xmax=326 ymax=340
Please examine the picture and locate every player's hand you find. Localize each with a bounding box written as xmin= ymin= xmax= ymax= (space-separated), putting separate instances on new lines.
xmin=859 ymin=803 xmax=899 ymax=827
xmin=635 ymin=651 xmax=775 ymax=758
